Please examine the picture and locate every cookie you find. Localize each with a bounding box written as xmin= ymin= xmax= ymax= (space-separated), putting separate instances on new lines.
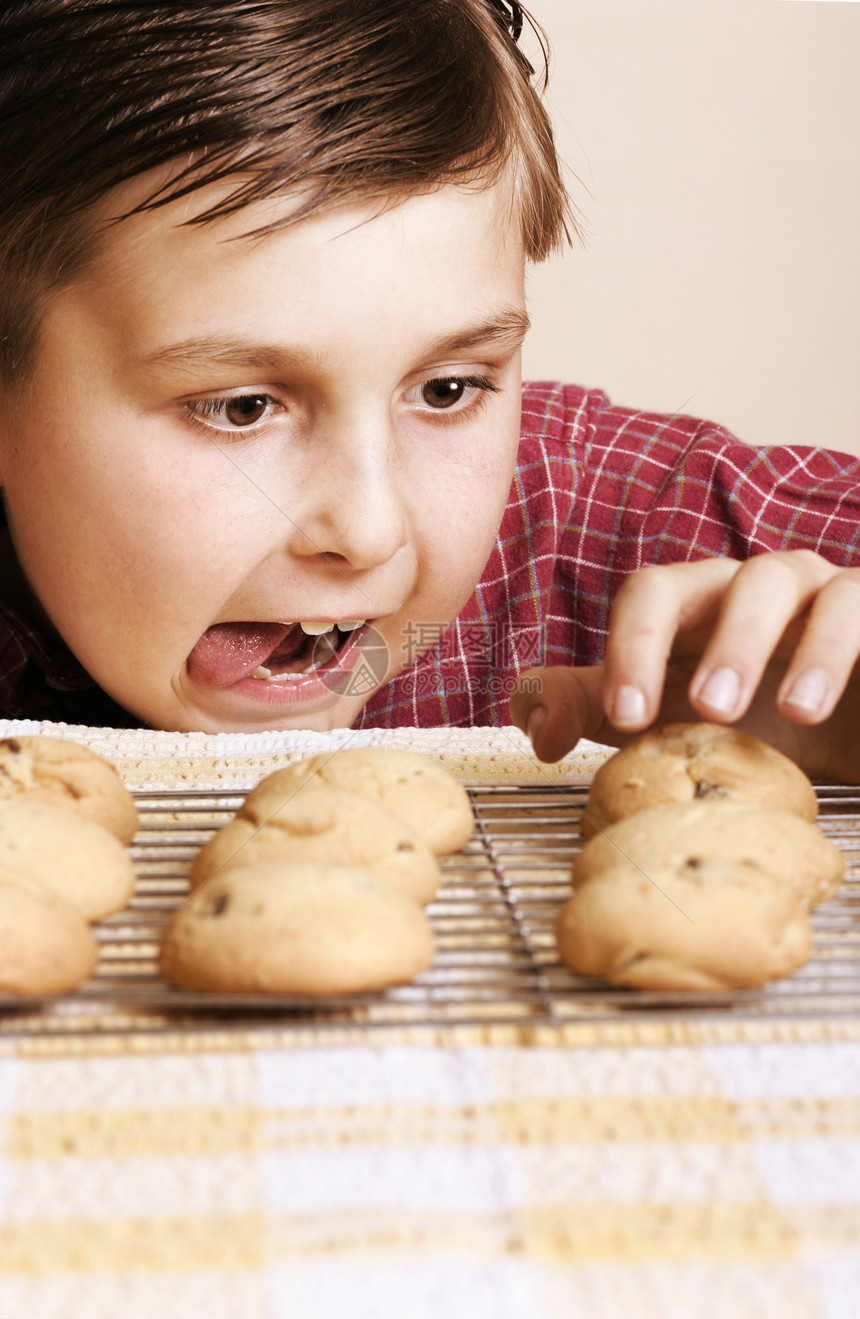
xmin=0 ymin=873 xmax=99 ymax=994
xmin=583 ymin=722 xmax=817 ymax=837
xmin=160 ymin=862 xmax=435 ymax=995
xmin=0 ymin=736 xmax=139 ymax=843
xmin=241 ymin=748 xmax=473 ymax=855
xmin=556 ymin=854 xmax=810 ymax=992
xmin=557 ymin=802 xmax=819 ymax=990
xmin=0 ymin=800 xmax=136 ymax=919
xmin=189 ymin=786 xmax=440 ymax=905
xmin=576 ymin=801 xmax=843 ymax=909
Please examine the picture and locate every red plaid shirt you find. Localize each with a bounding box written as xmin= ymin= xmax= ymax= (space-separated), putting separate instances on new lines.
xmin=2 ymin=380 xmax=859 ymax=728
xmin=357 ymin=381 xmax=860 ymax=727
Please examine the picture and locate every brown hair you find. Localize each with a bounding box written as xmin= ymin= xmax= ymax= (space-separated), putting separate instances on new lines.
xmin=0 ymin=0 xmax=572 ymax=385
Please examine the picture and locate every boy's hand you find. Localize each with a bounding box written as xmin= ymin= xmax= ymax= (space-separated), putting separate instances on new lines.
xmin=509 ymin=551 xmax=860 ymax=782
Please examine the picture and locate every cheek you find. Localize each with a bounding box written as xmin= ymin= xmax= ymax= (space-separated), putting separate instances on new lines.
xmin=6 ymin=412 xmax=271 ymax=627
xmin=409 ymin=419 xmax=519 ymax=587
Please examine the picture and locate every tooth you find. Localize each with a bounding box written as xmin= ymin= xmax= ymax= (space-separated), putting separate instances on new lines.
xmin=299 ymin=621 xmax=335 ymax=635
xmin=336 ymin=620 xmax=365 ymax=631
xmin=264 ymin=650 xmax=332 ymax=682
xmin=251 ymin=666 xmax=272 ymax=680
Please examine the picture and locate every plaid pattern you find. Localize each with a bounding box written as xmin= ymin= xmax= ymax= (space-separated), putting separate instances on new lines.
xmin=1 ymin=381 xmax=858 ymax=727
xmin=1 ymin=1036 xmax=860 ymax=1319
xmin=358 ymin=381 xmax=860 ymax=728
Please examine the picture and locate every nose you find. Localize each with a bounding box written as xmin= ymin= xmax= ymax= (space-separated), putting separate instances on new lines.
xmin=284 ymin=414 xmax=409 ymax=571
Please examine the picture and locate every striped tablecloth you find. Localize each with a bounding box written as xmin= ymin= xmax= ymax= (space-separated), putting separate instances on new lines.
xmin=0 ymin=722 xmax=857 ymax=1318
xmin=1 ymin=1029 xmax=859 ymax=1318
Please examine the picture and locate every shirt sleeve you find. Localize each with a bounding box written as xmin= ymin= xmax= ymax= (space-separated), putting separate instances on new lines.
xmin=581 ymin=390 xmax=860 ymax=568
xmin=522 ymin=381 xmax=860 ymax=666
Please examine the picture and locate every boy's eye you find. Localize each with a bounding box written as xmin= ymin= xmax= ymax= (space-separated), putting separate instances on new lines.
xmin=422 ymin=378 xmax=468 ymax=409
xmin=412 ymin=375 xmax=499 ymax=412
xmin=221 ymin=394 xmax=269 ymax=426
xmin=183 ymin=392 xmax=278 ymax=432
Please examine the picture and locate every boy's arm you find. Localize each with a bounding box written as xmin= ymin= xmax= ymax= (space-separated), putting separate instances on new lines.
xmin=510 ymin=550 xmax=860 ymax=782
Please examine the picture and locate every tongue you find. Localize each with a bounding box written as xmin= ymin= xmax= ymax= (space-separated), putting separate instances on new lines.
xmin=187 ymin=621 xmax=294 ymax=687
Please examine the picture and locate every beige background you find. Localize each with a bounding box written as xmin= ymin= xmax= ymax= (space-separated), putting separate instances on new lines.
xmin=520 ymin=0 xmax=860 ymax=456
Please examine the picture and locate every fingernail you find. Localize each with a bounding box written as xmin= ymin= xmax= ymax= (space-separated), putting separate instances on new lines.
xmin=784 ymin=669 xmax=829 ymax=714
xmin=526 ymin=706 xmax=546 ymax=748
xmin=611 ymin=684 xmax=646 ymax=727
xmin=697 ymin=667 xmax=742 ymax=716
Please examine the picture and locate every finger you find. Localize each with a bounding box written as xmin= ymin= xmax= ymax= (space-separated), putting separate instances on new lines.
xmin=602 ymin=559 xmax=739 ymax=731
xmin=777 ymin=570 xmax=860 ymax=723
xmin=687 ymin=550 xmax=836 ymax=721
xmin=510 ymin=665 xmax=614 ymax=761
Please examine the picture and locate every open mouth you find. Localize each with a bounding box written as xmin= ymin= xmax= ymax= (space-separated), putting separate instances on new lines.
xmin=187 ymin=619 xmax=368 ymax=689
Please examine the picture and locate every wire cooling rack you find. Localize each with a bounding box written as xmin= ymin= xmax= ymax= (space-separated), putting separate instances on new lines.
xmin=1 ymin=782 xmax=859 ymax=1038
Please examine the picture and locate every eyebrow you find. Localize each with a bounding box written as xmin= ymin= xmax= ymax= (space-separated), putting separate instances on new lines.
xmin=421 ymin=307 xmax=531 ymax=359
xmin=140 ymin=308 xmax=531 ymax=374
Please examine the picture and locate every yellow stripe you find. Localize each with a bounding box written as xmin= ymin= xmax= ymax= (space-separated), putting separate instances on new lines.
xmin=493 ymin=1094 xmax=860 ymax=1145
xmin=0 ymin=1203 xmax=808 ymax=1273
xmin=6 ymin=1105 xmax=264 ymax=1160
xmin=784 ymin=1204 xmax=860 ymax=1248
xmin=6 ymin=1094 xmax=860 ymax=1160
xmin=0 ymin=1214 xmax=267 ymax=1273
xmin=521 ymin=1203 xmax=799 ymax=1264
xmin=5 ymin=1015 xmax=860 ymax=1058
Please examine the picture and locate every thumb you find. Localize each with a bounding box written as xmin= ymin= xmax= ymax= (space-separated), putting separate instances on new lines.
xmin=509 ymin=665 xmax=612 ymax=762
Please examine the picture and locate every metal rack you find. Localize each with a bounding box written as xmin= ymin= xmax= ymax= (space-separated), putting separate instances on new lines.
xmin=1 ymin=782 xmax=859 ymax=1037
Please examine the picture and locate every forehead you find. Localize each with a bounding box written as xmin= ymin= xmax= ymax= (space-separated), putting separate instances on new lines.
xmin=93 ymin=160 xmax=522 ymax=268
xmin=60 ymin=173 xmax=526 ymax=370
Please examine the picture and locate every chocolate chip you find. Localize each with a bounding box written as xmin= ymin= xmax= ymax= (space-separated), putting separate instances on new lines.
xmin=210 ymin=893 xmax=230 ymax=917
xmin=1 ymin=739 xmax=20 ymax=754
xmin=695 ymin=780 xmax=729 ymax=799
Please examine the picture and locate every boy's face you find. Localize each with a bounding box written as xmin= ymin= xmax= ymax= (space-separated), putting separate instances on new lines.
xmin=0 ymin=176 xmax=527 ymax=731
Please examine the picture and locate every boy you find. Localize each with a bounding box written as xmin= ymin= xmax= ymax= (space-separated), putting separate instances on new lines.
xmin=0 ymin=0 xmax=858 ymax=780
